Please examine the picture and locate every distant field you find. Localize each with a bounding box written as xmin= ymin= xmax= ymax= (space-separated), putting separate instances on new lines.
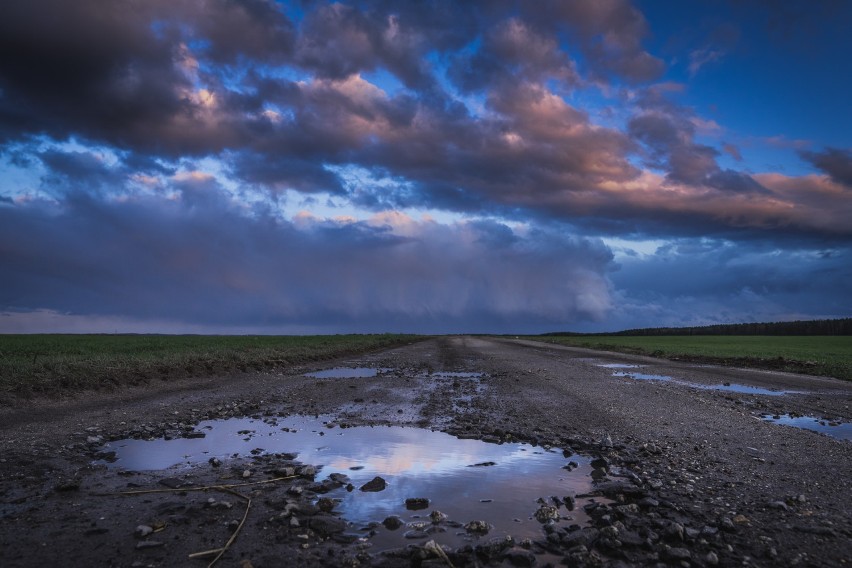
xmin=0 ymin=334 xmax=422 ymax=397
xmin=528 ymin=335 xmax=852 ymax=381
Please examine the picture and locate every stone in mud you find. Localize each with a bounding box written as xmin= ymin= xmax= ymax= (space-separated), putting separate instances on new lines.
xmin=595 ymin=481 xmax=647 ymax=498
xmin=360 ymin=476 xmax=387 ymax=492
xmin=534 ymin=505 xmax=560 ymax=523
xmin=590 ymin=457 xmax=609 ymax=470
xmin=135 ymin=540 xmax=164 ymax=549
xmin=298 ymin=465 xmax=318 ymax=478
xmin=382 ymin=516 xmax=404 ymax=530
xmin=134 ymin=525 xmax=154 ymax=538
xmin=158 ymin=477 xmax=185 ymax=489
xmin=663 ymin=547 xmax=692 ymax=561
xmin=429 ymin=510 xmax=447 ymax=524
xmin=503 ymin=547 xmax=536 ymax=566
xmin=317 ymin=497 xmax=335 ymax=512
xmin=475 ymin=535 xmax=513 ymax=558
xmin=464 ymin=520 xmax=492 ymax=534
xmin=308 ymin=516 xmax=347 ymax=535
xmin=590 ymin=467 xmax=608 ymax=480
xmin=561 ymin=527 xmax=599 ymax=548
xmin=405 ymin=497 xmax=430 ymax=510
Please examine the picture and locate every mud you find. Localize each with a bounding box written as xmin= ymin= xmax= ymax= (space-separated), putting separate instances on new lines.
xmin=1 ymin=336 xmax=850 ymax=567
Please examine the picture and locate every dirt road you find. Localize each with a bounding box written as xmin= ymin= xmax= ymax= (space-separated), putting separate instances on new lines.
xmin=1 ymin=336 xmax=850 ymax=567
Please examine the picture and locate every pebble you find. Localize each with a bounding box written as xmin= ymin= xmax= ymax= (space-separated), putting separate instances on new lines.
xmin=134 ymin=525 xmax=153 ymax=538
xmin=135 ymin=540 xmax=164 ymax=549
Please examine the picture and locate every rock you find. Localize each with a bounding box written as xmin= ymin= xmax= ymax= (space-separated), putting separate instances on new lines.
xmin=136 ymin=540 xmax=164 ymax=549
xmin=208 ymin=457 xmax=221 ymax=467
xmin=768 ymin=500 xmax=790 ymax=511
xmin=403 ymin=530 xmax=429 ymax=539
xmin=561 ymin=527 xmax=599 ymax=548
xmin=360 ymin=476 xmax=387 ymax=492
xmin=298 ymin=465 xmax=317 ymax=478
xmin=317 ymin=497 xmax=335 ymax=512
xmin=595 ymin=481 xmax=646 ymax=497
xmin=329 ymin=473 xmax=350 ymax=484
xmin=289 ymin=517 xmax=300 ymax=528
xmin=158 ymin=478 xmax=184 ymax=489
xmin=503 ymin=547 xmax=536 ymax=566
xmin=464 ymin=520 xmax=491 ymax=535
xmin=663 ymin=547 xmax=691 ymax=561
xmin=475 ymin=536 xmax=514 ymax=558
xmin=134 ymin=525 xmax=154 ymax=538
xmin=308 ymin=516 xmax=347 ymax=535
xmin=563 ymin=496 xmax=576 ymax=510
xmin=429 ymin=510 xmax=447 ymax=524
xmin=638 ymin=497 xmax=659 ymax=508
xmin=591 ymin=468 xmax=608 ymax=480
xmin=405 ymin=497 xmax=430 ymax=510
xmin=706 ymin=551 xmax=719 ymax=565
xmin=382 ymin=516 xmax=403 ymax=530
xmin=590 ymin=457 xmax=609 ymax=469
xmin=534 ymin=505 xmax=559 ymax=523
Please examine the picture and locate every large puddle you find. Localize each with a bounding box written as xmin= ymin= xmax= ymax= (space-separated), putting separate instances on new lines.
xmin=304 ymin=367 xmax=393 ymax=379
xmin=103 ymin=416 xmax=597 ymax=551
xmin=611 ymin=370 xmax=801 ymax=396
xmin=762 ymin=414 xmax=852 ymax=441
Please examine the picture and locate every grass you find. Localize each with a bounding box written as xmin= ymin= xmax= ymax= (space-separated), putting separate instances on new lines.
xmin=527 ymin=335 xmax=852 ymax=381
xmin=0 ymin=334 xmax=423 ymax=397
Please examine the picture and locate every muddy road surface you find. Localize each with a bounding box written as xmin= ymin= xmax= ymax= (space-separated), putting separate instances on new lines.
xmin=1 ymin=337 xmax=850 ymax=567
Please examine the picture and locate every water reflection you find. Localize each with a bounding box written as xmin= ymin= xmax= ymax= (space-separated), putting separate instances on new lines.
xmin=612 ymin=371 xmax=801 ymax=396
xmin=761 ymin=414 xmax=852 ymax=441
xmin=104 ymin=416 xmax=595 ymax=550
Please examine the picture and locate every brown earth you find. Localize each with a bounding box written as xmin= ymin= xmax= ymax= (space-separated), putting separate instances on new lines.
xmin=0 ymin=336 xmax=850 ymax=567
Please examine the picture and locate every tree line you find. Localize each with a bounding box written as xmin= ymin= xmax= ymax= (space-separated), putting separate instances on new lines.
xmin=542 ymin=318 xmax=852 ymax=337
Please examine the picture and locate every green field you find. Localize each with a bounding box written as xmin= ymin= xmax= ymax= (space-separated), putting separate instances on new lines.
xmin=0 ymin=334 xmax=422 ymax=397
xmin=529 ymin=335 xmax=852 ymax=381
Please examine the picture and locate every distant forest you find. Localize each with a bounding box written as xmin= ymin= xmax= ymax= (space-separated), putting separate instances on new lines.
xmin=543 ymin=318 xmax=852 ymax=337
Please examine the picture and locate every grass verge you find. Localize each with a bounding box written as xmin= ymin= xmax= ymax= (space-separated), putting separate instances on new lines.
xmin=527 ymin=335 xmax=852 ymax=381
xmin=0 ymin=334 xmax=424 ymax=397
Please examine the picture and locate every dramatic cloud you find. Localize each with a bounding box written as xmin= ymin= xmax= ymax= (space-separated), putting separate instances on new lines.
xmin=800 ymin=147 xmax=852 ymax=188
xmin=1 ymin=0 xmax=850 ymax=332
xmin=0 ymin=185 xmax=614 ymax=333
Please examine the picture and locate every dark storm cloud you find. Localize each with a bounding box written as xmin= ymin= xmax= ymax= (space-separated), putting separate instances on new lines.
xmin=0 ymin=0 xmax=293 ymax=153
xmin=0 ymin=188 xmax=614 ymax=332
xmin=606 ymin=239 xmax=852 ymax=330
xmin=800 ymin=148 xmax=852 ymax=188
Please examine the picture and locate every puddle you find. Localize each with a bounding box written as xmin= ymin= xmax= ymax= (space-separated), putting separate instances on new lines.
xmin=104 ymin=416 xmax=596 ymax=551
xmin=304 ymin=367 xmax=393 ymax=379
xmin=597 ymin=363 xmax=640 ymax=369
xmin=431 ymin=372 xmax=484 ymax=378
xmin=612 ymin=371 xmax=800 ymax=396
xmin=762 ymin=414 xmax=852 ymax=441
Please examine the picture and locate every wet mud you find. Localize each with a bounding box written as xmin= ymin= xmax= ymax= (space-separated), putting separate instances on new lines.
xmin=1 ymin=336 xmax=850 ymax=567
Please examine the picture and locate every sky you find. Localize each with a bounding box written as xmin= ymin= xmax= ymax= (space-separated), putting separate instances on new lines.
xmin=1 ymin=0 xmax=850 ymax=335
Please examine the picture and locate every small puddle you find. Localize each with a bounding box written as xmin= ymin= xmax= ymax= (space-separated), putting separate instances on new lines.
xmin=304 ymin=367 xmax=393 ymax=379
xmin=762 ymin=414 xmax=852 ymax=441
xmin=104 ymin=416 xmax=597 ymax=551
xmin=597 ymin=363 xmax=640 ymax=369
xmin=613 ymin=372 xmax=800 ymax=396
